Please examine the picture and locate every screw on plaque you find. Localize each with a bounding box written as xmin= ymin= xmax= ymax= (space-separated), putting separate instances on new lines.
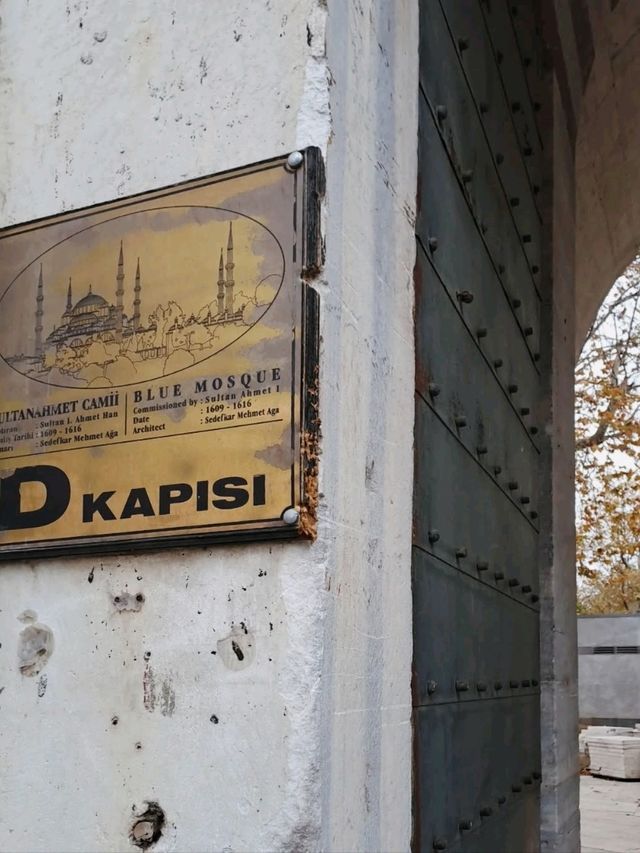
xmin=512 ymin=297 xmax=522 ymax=308
xmin=428 ymin=529 xmax=440 ymax=544
xmin=495 ymin=152 xmax=504 ymax=164
xmin=493 ymin=358 xmax=504 ymax=369
xmin=508 ymin=383 xmax=518 ymax=394
xmin=494 ymin=570 xmax=505 ymax=581
xmin=524 ymin=326 xmax=534 ymax=336
xmin=494 ymin=681 xmax=503 ymax=690
xmin=480 ymin=102 xmax=489 ymax=114
xmin=454 ymin=416 xmax=467 ymax=428
xmin=285 ymin=151 xmax=304 ymax=171
xmin=523 ymin=776 xmax=533 ymax=785
xmin=427 ymin=680 xmax=438 ymax=695
xmin=428 ymin=382 xmax=441 ymax=398
xmin=456 ymin=289 xmax=474 ymax=303
xmin=532 ymin=265 xmax=540 ymax=274
xmin=530 ymin=425 xmax=539 ymax=435
xmin=459 ymin=820 xmax=473 ymax=832
xmin=462 ymin=169 xmax=473 ymax=183
xmin=510 ymin=197 xmax=520 ymax=207
xmin=511 ymin=101 xmax=521 ymax=113
xmin=498 ymin=263 xmax=506 ymax=274
xmin=476 ymin=561 xmax=489 ymax=572
xmin=480 ymin=806 xmax=493 ymax=818
xmin=477 ymin=445 xmax=488 ymax=456
xmin=509 ymin=679 xmax=519 ymax=688
xmin=455 ymin=547 xmax=467 ymax=559
xmin=477 ymin=327 xmax=488 ymax=338
xmin=282 ymin=507 xmax=300 ymax=525
xmin=428 ymin=236 xmax=439 ymax=253
xmin=497 ymin=796 xmax=507 ymax=806
xmin=458 ymin=37 xmax=469 ymax=51
xmin=520 ymin=496 xmax=530 ymax=505
xmin=532 ymin=679 xmax=539 ymax=687
xmin=433 ymin=839 xmax=448 ymax=851
xmin=520 ymin=406 xmax=530 ymax=415
xmin=532 ymin=771 xmax=541 ymax=780
xmin=508 ymin=578 xmax=520 ymax=587
xmin=436 ymin=105 xmax=448 ymax=122
xmin=476 ymin=682 xmax=487 ymax=692
xmin=455 ymin=680 xmax=469 ymax=692
xmin=523 ymin=146 xmax=533 ymax=157
xmin=508 ymin=481 xmax=519 ymax=490
xmin=521 ymin=680 xmax=531 ymax=689
xmin=522 ymin=234 xmax=532 ymax=244
xmin=512 ymin=784 xmax=522 ymax=793
xmin=530 ymin=593 xmax=539 ymax=603
xmin=530 ymin=511 xmax=539 ymax=520
xmin=521 ymin=584 xmax=532 ymax=593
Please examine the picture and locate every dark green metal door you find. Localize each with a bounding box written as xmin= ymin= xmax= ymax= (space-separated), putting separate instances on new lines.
xmin=413 ymin=1 xmax=546 ymax=850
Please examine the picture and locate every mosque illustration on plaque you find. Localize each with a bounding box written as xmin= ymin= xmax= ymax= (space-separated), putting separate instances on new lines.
xmin=4 ymin=218 xmax=282 ymax=388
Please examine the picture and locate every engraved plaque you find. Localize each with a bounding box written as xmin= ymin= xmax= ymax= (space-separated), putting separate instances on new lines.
xmin=0 ymin=153 xmax=321 ymax=557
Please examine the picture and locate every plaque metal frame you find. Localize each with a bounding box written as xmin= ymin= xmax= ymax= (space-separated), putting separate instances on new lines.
xmin=0 ymin=150 xmax=322 ymax=558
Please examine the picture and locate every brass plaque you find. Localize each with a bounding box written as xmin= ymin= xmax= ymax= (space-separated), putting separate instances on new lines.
xmin=0 ymin=154 xmax=320 ymax=557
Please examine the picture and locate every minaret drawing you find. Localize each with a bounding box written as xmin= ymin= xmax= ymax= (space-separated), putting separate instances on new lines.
xmin=35 ymin=264 xmax=44 ymax=360
xmin=225 ymin=222 xmax=235 ymax=316
xmin=217 ymin=249 xmax=225 ymax=316
xmin=115 ymin=240 xmax=125 ymax=342
xmin=65 ymin=277 xmax=73 ymax=315
xmin=133 ymin=257 xmax=141 ymax=331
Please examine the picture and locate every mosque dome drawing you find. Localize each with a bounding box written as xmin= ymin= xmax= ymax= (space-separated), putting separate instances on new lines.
xmin=73 ymin=290 xmax=108 ymax=311
xmin=0 ymin=209 xmax=284 ymax=389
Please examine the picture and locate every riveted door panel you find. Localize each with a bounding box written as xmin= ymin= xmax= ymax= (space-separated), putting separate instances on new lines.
xmin=507 ymin=3 xmax=546 ymax=134
xmin=417 ymin=96 xmax=541 ymax=372
xmin=414 ymin=697 xmax=541 ymax=851
xmin=421 ymin=2 xmax=540 ymax=270
xmin=413 ymin=548 xmax=540 ymax=706
xmin=414 ymin=399 xmax=540 ymax=595
xmin=469 ymin=0 xmax=543 ymax=194
xmin=458 ymin=792 xmax=540 ymax=853
xmin=413 ymin=1 xmax=545 ymax=850
xmin=420 ymin=0 xmax=542 ymax=319
xmin=441 ymin=0 xmax=544 ymax=193
xmin=415 ymin=243 xmax=541 ymax=517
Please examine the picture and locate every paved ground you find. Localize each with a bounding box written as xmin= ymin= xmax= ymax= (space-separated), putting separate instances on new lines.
xmin=581 ymin=775 xmax=640 ymax=853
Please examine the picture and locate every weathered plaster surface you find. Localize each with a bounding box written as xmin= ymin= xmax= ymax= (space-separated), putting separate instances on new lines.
xmin=0 ymin=1 xmax=416 ymax=851
xmin=540 ymin=78 xmax=581 ymax=853
xmin=0 ymin=1 xmax=312 ymax=222
xmin=575 ymin=0 xmax=640 ymax=349
xmin=319 ymin=2 xmax=418 ymax=849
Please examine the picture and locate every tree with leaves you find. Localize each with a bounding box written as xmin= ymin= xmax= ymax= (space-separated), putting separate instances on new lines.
xmin=575 ymin=259 xmax=640 ymax=614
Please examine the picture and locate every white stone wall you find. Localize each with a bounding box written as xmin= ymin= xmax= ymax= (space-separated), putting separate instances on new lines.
xmin=0 ymin=2 xmax=418 ymax=850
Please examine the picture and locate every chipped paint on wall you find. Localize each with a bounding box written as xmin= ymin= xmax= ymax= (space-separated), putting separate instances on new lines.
xmin=17 ymin=611 xmax=54 ymax=677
